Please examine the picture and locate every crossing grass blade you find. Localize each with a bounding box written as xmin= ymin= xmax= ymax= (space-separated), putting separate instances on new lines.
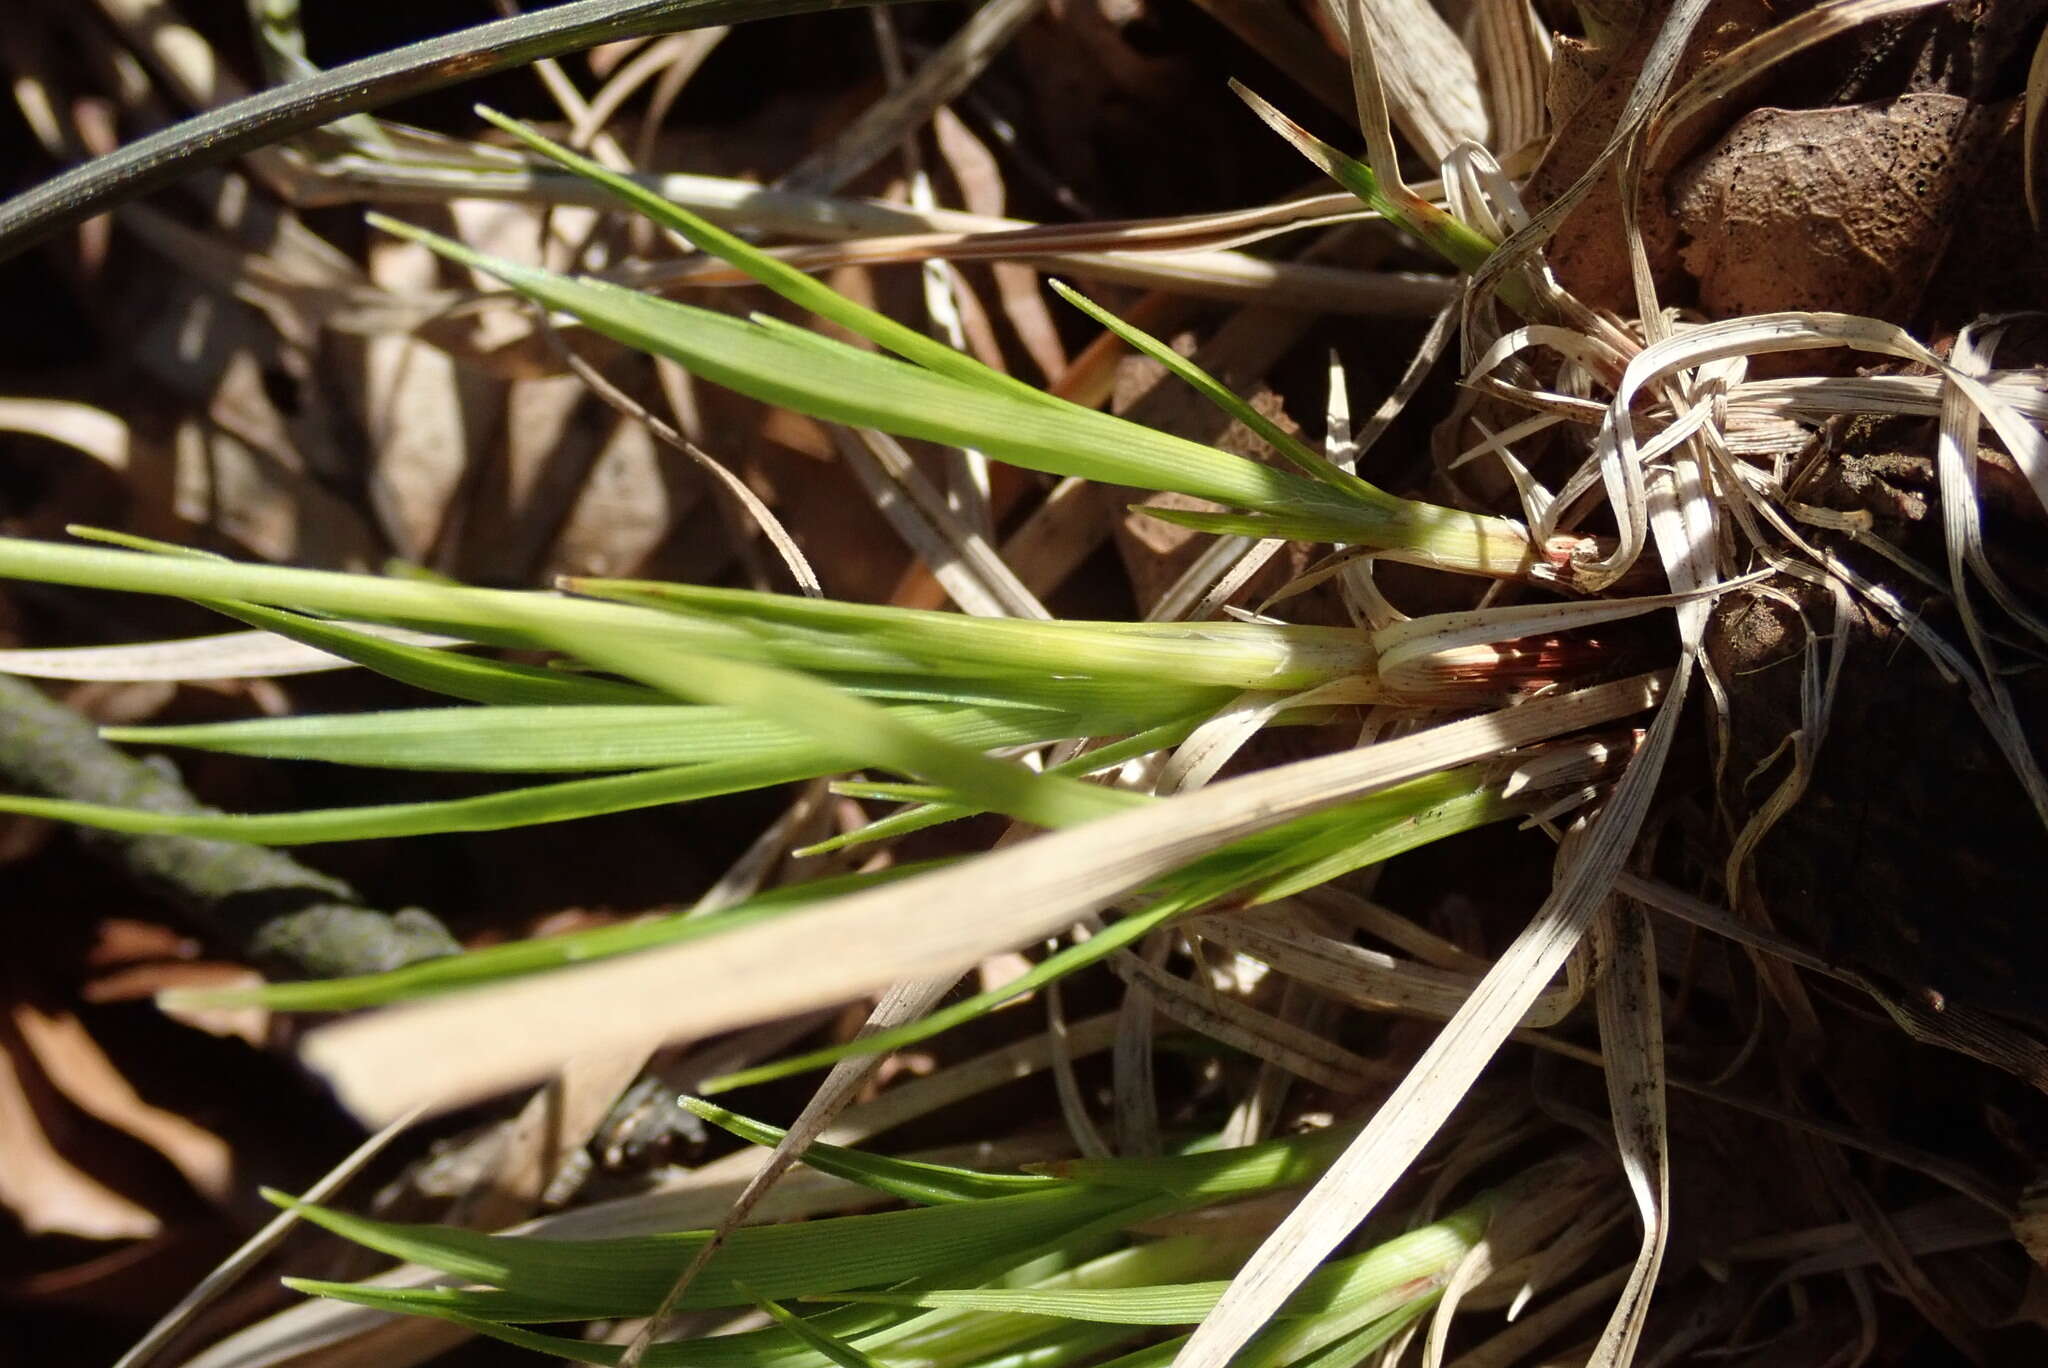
xmin=824 ymin=1192 xmax=1492 ymax=1327
xmin=360 ymin=133 xmax=1542 ymax=579
xmin=561 ymin=580 xmax=1382 ymax=690
xmin=159 ymin=862 xmax=946 ymax=1012
xmin=102 ymin=694 xmax=1200 ymax=772
xmin=269 ymin=1183 xmax=1148 ymax=1320
xmin=681 ymin=1099 xmax=1063 ymax=1204
xmin=702 ymin=764 xmax=1536 ymax=1094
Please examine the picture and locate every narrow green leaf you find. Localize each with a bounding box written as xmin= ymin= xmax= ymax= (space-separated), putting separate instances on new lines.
xmin=494 ymin=606 xmax=1144 ymax=830
xmin=1029 ymin=1125 xmax=1358 ymax=1198
xmin=197 ymin=599 xmax=661 ymax=705
xmin=682 ymin=1099 xmax=1062 ymax=1204
xmin=1047 ymin=280 xmax=1383 ymax=503
xmin=400 ymin=1308 xmax=1134 ymax=1368
xmin=475 ymin=105 xmax=1048 ymax=405
xmin=367 ymin=215 xmax=1364 ymax=522
xmin=831 ymin=1196 xmax=1488 ymax=1330
xmin=103 ymin=698 xmax=1163 ymax=773
xmin=795 ymin=714 xmax=1209 ymax=857
xmin=266 ymin=1184 xmax=1143 ymax=1320
xmin=286 ymin=1283 xmax=918 ymax=1360
xmin=743 ymin=1287 xmax=889 ymax=1368
xmin=562 ymin=579 xmax=1377 ymax=690
xmin=1228 ymin=82 xmax=1498 ymax=276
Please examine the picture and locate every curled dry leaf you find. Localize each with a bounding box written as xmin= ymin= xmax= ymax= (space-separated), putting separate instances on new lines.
xmin=1672 ymin=93 xmax=1990 ymax=322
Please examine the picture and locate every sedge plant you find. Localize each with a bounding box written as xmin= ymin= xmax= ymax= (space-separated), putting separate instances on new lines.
xmin=0 ymin=93 xmax=1653 ymax=1368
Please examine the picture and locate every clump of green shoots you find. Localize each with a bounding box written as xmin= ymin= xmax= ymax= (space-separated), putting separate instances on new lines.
xmin=0 ymin=92 xmax=1643 ymax=1368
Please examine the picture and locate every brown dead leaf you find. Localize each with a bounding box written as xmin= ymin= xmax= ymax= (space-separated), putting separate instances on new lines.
xmin=11 ymin=1003 xmax=233 ymax=1204
xmin=1672 ymin=93 xmax=1989 ymax=322
xmin=0 ymin=1009 xmax=160 ymax=1240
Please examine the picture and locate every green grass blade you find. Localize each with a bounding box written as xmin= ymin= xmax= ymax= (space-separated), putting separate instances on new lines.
xmin=562 ymin=580 xmax=1376 ymax=690
xmin=0 ymin=755 xmax=836 ymax=844
xmin=743 ymin=1288 xmax=889 ymax=1368
xmin=498 ymin=610 xmax=1144 ymax=830
xmin=1046 ymin=280 xmax=1382 ymax=503
xmin=832 ymin=1221 xmax=1458 ymax=1325
xmin=1030 ymin=1126 xmax=1358 ymax=1198
xmin=475 ymin=106 xmax=1046 ymax=405
xmin=367 ymin=215 xmax=1374 ymax=523
xmin=795 ymin=714 xmax=1208 ymax=857
xmin=407 ymin=1309 xmax=1131 ymax=1368
xmin=196 ymin=599 xmax=661 ymax=705
xmin=682 ymin=1099 xmax=1063 ymax=1204
xmin=1228 ymin=83 xmax=1496 ymax=276
xmin=267 ymin=1184 xmax=1143 ymax=1319
xmin=102 ymin=699 xmax=1158 ymax=773
xmin=286 ymin=1285 xmax=916 ymax=1360
xmin=0 ymin=536 xmax=771 ymax=655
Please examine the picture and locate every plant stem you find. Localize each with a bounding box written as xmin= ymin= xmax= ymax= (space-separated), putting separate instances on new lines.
xmin=0 ymin=673 xmax=457 ymax=978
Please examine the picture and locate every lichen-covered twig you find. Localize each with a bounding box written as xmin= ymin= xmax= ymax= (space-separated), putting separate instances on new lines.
xmin=0 ymin=673 xmax=457 ymax=978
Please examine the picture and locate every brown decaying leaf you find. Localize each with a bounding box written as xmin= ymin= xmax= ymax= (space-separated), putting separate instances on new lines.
xmin=1672 ymin=94 xmax=1990 ymax=323
xmin=0 ymin=1009 xmax=160 ymax=1241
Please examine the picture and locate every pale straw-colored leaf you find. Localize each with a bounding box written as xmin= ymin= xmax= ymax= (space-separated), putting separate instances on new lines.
xmin=1323 ymin=0 xmax=1487 ymax=161
xmin=1108 ymin=949 xmax=1391 ymax=1092
xmin=831 ymin=426 xmax=1049 ymax=619
xmin=777 ymin=0 xmax=1044 ymax=195
xmin=1470 ymin=0 xmax=1553 ymax=155
xmin=1157 ymin=679 xmax=1379 ymax=795
xmin=1582 ymin=901 xmax=1669 ymax=1367
xmin=0 ymin=624 xmax=462 ymax=681
xmin=1188 ymin=908 xmax=1581 ymax=1027
xmin=1168 ymin=666 xmax=1688 ymax=1368
xmin=1935 ymin=322 xmax=2048 ymax=642
xmin=303 ymin=673 xmax=1666 ymax=1123
xmin=0 ymin=396 xmax=129 ymax=470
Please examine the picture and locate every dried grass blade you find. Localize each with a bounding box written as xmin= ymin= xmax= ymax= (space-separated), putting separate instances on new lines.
xmin=1582 ymin=902 xmax=1668 ymax=1367
xmin=832 ymin=427 xmax=1049 ymax=619
xmin=305 ymin=674 xmax=1667 ymax=1122
xmin=0 ymin=625 xmax=460 ymax=680
xmin=1323 ymin=0 xmax=1486 ymax=161
xmin=1188 ymin=912 xmax=1579 ymax=1028
xmin=1168 ymin=673 xmax=1687 ymax=1368
xmin=1108 ymin=951 xmax=1390 ymax=1092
